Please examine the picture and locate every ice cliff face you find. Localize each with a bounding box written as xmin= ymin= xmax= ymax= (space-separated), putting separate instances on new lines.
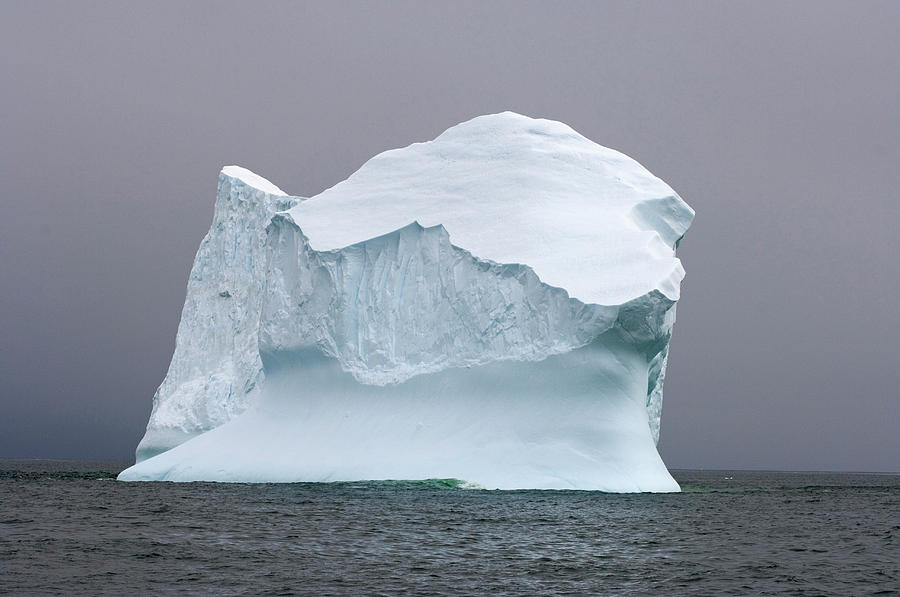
xmin=122 ymin=112 xmax=693 ymax=491
xmin=134 ymin=168 xmax=297 ymax=460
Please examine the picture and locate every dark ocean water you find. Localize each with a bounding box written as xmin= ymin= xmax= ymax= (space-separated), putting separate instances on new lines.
xmin=1 ymin=460 xmax=897 ymax=596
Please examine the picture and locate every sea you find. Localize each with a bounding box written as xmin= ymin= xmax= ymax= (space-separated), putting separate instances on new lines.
xmin=1 ymin=459 xmax=897 ymax=596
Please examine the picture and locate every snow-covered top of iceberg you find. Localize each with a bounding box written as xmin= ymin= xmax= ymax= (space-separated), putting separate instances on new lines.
xmin=221 ymin=165 xmax=287 ymax=196
xmin=287 ymin=111 xmax=693 ymax=305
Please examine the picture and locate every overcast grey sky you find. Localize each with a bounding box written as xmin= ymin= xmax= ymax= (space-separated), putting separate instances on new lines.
xmin=1 ymin=1 xmax=897 ymax=470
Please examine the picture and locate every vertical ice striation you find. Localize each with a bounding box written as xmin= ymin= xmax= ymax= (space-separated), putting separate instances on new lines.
xmin=123 ymin=113 xmax=694 ymax=491
xmin=135 ymin=168 xmax=297 ymax=461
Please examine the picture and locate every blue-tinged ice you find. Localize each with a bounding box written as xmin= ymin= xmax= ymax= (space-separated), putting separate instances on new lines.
xmin=119 ymin=112 xmax=694 ymax=491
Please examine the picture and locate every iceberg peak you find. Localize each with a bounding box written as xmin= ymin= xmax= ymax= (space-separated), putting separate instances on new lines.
xmin=432 ymin=110 xmax=583 ymax=143
xmin=289 ymin=111 xmax=693 ymax=305
xmin=220 ymin=165 xmax=287 ymax=196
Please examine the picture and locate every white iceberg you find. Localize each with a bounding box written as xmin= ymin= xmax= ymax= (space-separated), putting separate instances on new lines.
xmin=119 ymin=112 xmax=694 ymax=491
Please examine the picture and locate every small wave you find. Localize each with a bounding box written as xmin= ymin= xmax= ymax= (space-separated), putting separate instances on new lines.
xmin=330 ymin=478 xmax=483 ymax=490
xmin=0 ymin=470 xmax=120 ymax=481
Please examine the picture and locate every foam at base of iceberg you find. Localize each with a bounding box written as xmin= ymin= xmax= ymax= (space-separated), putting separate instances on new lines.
xmin=121 ymin=112 xmax=693 ymax=492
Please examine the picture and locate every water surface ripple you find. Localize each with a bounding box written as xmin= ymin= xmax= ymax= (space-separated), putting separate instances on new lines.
xmin=1 ymin=460 xmax=897 ymax=595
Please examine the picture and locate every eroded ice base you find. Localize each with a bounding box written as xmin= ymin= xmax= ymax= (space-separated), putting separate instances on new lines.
xmin=119 ymin=337 xmax=679 ymax=492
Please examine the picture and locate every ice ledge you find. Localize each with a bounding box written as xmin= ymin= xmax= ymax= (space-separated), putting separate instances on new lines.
xmin=262 ymin=215 xmax=625 ymax=386
xmin=221 ymin=165 xmax=288 ymax=196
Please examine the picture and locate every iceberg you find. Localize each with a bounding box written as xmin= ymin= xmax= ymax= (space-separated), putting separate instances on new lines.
xmin=119 ymin=112 xmax=694 ymax=491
